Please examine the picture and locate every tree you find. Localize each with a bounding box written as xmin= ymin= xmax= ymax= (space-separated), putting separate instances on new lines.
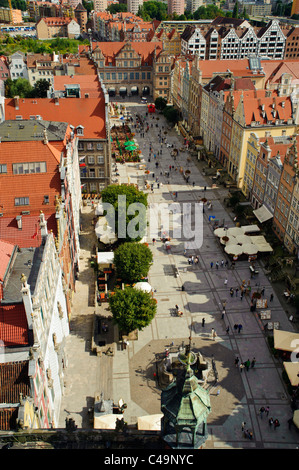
xmin=101 ymin=184 xmax=148 ymax=242
xmin=232 ymin=1 xmax=239 ymax=18
xmin=138 ymin=1 xmax=168 ymax=21
xmin=5 ymin=77 xmax=32 ymax=98
xmin=31 ymin=79 xmax=51 ymax=98
xmin=107 ymin=3 xmax=127 ymax=13
xmin=155 ymin=97 xmax=167 ymax=111
xmin=109 ymin=287 xmax=157 ymax=333
xmin=114 ymin=242 xmax=153 ymax=284
xmin=163 ymin=105 xmax=179 ymax=124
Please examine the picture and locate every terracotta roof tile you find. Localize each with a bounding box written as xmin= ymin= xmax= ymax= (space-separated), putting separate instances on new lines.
xmin=0 ymin=305 xmax=28 ymax=346
xmin=0 ymin=240 xmax=15 ymax=283
xmin=0 ymin=361 xmax=30 ymax=404
xmin=0 ymin=214 xmax=57 ymax=247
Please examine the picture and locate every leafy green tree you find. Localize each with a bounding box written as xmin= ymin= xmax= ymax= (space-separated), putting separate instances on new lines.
xmin=107 ymin=3 xmax=127 ymax=13
xmin=232 ymin=1 xmax=239 ymax=18
xmin=101 ymin=184 xmax=148 ymax=242
xmin=5 ymin=77 xmax=32 ymax=98
xmin=109 ymin=287 xmax=157 ymax=333
xmin=31 ymin=79 xmax=51 ymax=98
xmin=114 ymin=242 xmax=153 ymax=284
xmin=138 ymin=1 xmax=168 ymax=21
xmin=155 ymin=97 xmax=167 ymax=110
xmin=163 ymin=106 xmax=179 ymax=124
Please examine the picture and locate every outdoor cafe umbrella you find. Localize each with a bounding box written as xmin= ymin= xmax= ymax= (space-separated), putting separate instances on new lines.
xmin=227 ymin=227 xmax=243 ymax=237
xmin=235 ymin=234 xmax=252 ymax=245
xmin=242 ymin=243 xmax=258 ymax=255
xmin=224 ymin=244 xmax=243 ymax=256
xmin=134 ymin=281 xmax=152 ymax=293
xmin=220 ymin=235 xmax=237 ymax=245
xmin=100 ymin=230 xmax=117 ymax=245
xmin=95 ymin=202 xmax=104 ymax=216
xmin=293 ymin=410 xmax=299 ymax=429
xmin=214 ymin=227 xmax=228 ymax=238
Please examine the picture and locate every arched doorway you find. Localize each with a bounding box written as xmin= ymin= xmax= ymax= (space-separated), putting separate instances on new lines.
xmin=119 ymin=87 xmax=127 ymax=97
xmin=131 ymin=86 xmax=139 ymax=96
xmin=142 ymin=86 xmax=150 ymax=96
xmin=108 ymin=87 xmax=115 ymax=97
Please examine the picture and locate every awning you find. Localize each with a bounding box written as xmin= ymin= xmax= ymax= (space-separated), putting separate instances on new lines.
xmin=283 ymin=362 xmax=299 ymax=386
xmin=241 ymin=225 xmax=260 ymax=234
xmin=97 ymin=251 xmax=114 ymax=266
xmin=253 ymin=205 xmax=273 ymax=223
xmin=249 ymin=235 xmax=273 ymax=252
xmin=137 ymin=414 xmax=163 ymax=431
xmin=274 ymin=329 xmax=299 ymax=352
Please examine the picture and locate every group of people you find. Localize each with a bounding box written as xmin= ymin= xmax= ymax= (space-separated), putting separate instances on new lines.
xmin=187 ymin=255 xmax=199 ymax=265
xmin=235 ymin=356 xmax=255 ymax=371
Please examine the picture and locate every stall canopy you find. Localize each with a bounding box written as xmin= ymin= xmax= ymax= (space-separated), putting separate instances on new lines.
xmin=241 ymin=225 xmax=260 ymax=234
xmin=249 ymin=236 xmax=273 ymax=252
xmin=97 ymin=251 xmax=114 ymax=267
xmin=274 ymin=329 xmax=299 ymax=352
xmin=137 ymin=414 xmax=163 ymax=431
xmin=134 ymin=281 xmax=152 ymax=293
xmin=283 ymin=362 xmax=299 ymax=386
xmin=253 ymin=205 xmax=273 ymax=223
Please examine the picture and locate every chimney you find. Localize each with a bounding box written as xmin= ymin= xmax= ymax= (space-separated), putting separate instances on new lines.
xmin=55 ymin=97 xmax=59 ymax=105
xmin=14 ymin=95 xmax=19 ymax=110
xmin=43 ymin=128 xmax=48 ymax=145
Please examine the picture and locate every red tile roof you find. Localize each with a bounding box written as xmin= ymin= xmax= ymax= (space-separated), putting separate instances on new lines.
xmin=0 ymin=214 xmax=57 ymax=248
xmin=0 ymin=304 xmax=28 ymax=346
xmin=0 ymin=141 xmax=62 ymax=218
xmin=53 ymin=74 xmax=103 ymax=98
xmin=0 ymin=239 xmax=15 ymax=283
xmin=5 ymin=97 xmax=107 ymax=140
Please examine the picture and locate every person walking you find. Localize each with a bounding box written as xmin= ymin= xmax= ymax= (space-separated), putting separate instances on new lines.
xmin=268 ymin=417 xmax=274 ymax=428
xmin=235 ymin=357 xmax=240 ymax=368
xmin=261 ymin=287 xmax=265 ymax=296
xmin=226 ymin=325 xmax=230 ymax=335
xmin=221 ymin=260 xmax=224 ymax=268
xmin=224 ymin=278 xmax=228 ymax=286
xmin=245 ymin=359 xmax=250 ymax=371
xmin=240 ymin=290 xmax=244 ymax=300
xmin=211 ymin=328 xmax=217 ymax=341
xmin=239 ymin=362 xmax=245 ymax=373
xmin=234 ymin=323 xmax=238 ymax=333
xmin=241 ymin=421 xmax=246 ymax=432
xmin=251 ymin=357 xmax=256 ymax=368
xmin=270 ymin=293 xmax=274 ymax=302
xmin=238 ymin=323 xmax=243 ymax=333
xmin=210 ymin=261 xmax=213 ymax=269
xmin=235 ymin=288 xmax=239 ymax=297
xmin=202 ymin=317 xmax=205 ymax=327
xmin=230 ymin=288 xmax=234 ymax=297
xmin=215 ymin=261 xmax=219 ymax=270
xmin=259 ymin=406 xmax=265 ymax=419
xmin=274 ymin=419 xmax=280 ymax=430
xmin=265 ymin=406 xmax=270 ymax=417
xmin=221 ymin=309 xmax=226 ymax=320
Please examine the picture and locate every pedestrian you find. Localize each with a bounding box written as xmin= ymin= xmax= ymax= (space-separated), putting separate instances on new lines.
xmin=273 ymin=419 xmax=280 ymax=430
xmin=195 ymin=256 xmax=199 ymax=265
xmin=152 ymin=238 xmax=156 ymax=245
xmin=202 ymin=317 xmax=205 ymax=327
xmin=211 ymin=328 xmax=217 ymax=340
xmin=235 ymin=357 xmax=240 ymax=367
xmin=238 ymin=323 xmax=243 ymax=333
xmin=251 ymin=357 xmax=256 ymax=368
xmin=193 ymin=182 xmax=195 ymax=187
xmin=245 ymin=359 xmax=250 ymax=371
xmin=239 ymin=362 xmax=245 ymax=373
xmin=221 ymin=309 xmax=226 ymax=320
xmin=235 ymin=288 xmax=239 ymax=297
xmin=225 ymin=260 xmax=229 ymax=268
xmin=259 ymin=406 xmax=265 ymax=418
xmin=226 ymin=325 xmax=230 ymax=334
xmin=221 ymin=260 xmax=224 ymax=268
xmin=224 ymin=278 xmax=228 ymax=286
xmin=240 ymin=290 xmax=243 ymax=300
xmin=270 ymin=293 xmax=274 ymax=302
xmin=234 ymin=323 xmax=238 ymax=332
xmin=261 ymin=287 xmax=265 ymax=296
xmin=215 ymin=261 xmax=219 ymax=269
xmin=265 ymin=406 xmax=270 ymax=416
xmin=268 ymin=417 xmax=274 ymax=428
xmin=241 ymin=421 xmax=246 ymax=431
xmin=210 ymin=262 xmax=213 ymax=269
xmin=230 ymin=288 xmax=234 ymax=297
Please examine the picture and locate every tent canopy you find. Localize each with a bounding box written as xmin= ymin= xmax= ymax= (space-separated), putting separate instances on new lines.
xmin=97 ymin=251 xmax=114 ymax=266
xmin=283 ymin=362 xmax=299 ymax=386
xmin=134 ymin=281 xmax=152 ymax=293
xmin=253 ymin=205 xmax=273 ymax=223
xmin=249 ymin=235 xmax=273 ymax=252
xmin=274 ymin=329 xmax=299 ymax=352
xmin=224 ymin=244 xmax=243 ymax=256
xmin=241 ymin=225 xmax=260 ymax=234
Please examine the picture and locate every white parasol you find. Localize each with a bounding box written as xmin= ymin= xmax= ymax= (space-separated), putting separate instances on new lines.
xmin=242 ymin=243 xmax=258 ymax=255
xmin=220 ymin=235 xmax=237 ymax=245
xmin=235 ymin=234 xmax=252 ymax=245
xmin=95 ymin=202 xmax=104 ymax=216
xmin=227 ymin=227 xmax=243 ymax=237
xmin=137 ymin=414 xmax=163 ymax=431
xmin=224 ymin=244 xmax=243 ymax=256
xmin=134 ymin=282 xmax=152 ymax=293
xmin=100 ymin=231 xmax=117 ymax=244
xmin=214 ymin=228 xmax=228 ymax=238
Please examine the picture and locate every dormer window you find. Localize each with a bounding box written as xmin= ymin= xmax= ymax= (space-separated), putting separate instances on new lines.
xmin=77 ymin=126 xmax=84 ymax=136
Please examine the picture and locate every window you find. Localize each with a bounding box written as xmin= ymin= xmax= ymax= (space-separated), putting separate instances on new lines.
xmin=12 ymin=162 xmax=46 ymax=174
xmin=0 ymin=164 xmax=7 ymax=173
xmin=96 ymin=143 xmax=103 ymax=150
xmin=44 ymin=195 xmax=49 ymax=204
xmin=89 ymin=169 xmax=95 ymax=178
xmin=130 ymin=72 xmax=134 ymax=80
xmin=97 ymin=155 xmax=104 ymax=164
xmin=88 ymin=156 xmax=95 ymax=164
xmin=77 ymin=127 xmax=84 ymax=135
xmin=106 ymin=72 xmax=110 ymax=80
xmin=98 ymin=169 xmax=105 ymax=178
xmin=15 ymin=197 xmax=29 ymax=206
xmin=87 ymin=143 xmax=94 ymax=151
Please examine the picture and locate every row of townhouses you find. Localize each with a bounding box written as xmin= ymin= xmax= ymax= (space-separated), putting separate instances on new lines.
xmin=0 ymin=56 xmax=112 ymax=430
xmin=170 ymin=53 xmax=299 ymax=255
